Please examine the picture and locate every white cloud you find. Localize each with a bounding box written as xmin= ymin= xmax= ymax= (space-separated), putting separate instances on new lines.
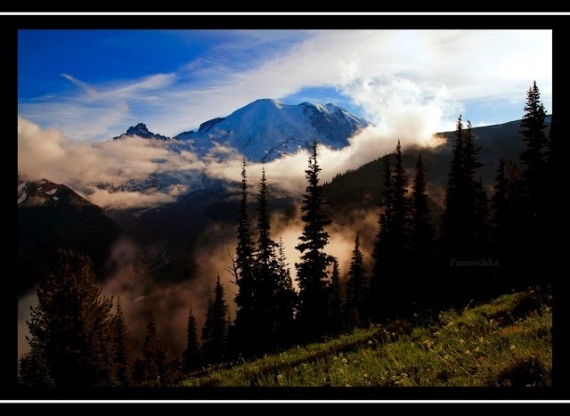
xmin=18 ymin=117 xmax=206 ymax=208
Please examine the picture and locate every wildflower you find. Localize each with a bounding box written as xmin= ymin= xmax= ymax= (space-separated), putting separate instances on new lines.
xmin=479 ymin=336 xmax=484 ymax=343
xmin=459 ymin=338 xmax=465 ymax=344
xmin=363 ymin=373 xmax=369 ymax=379
xmin=342 ymin=358 xmax=348 ymax=365
xmin=510 ymin=345 xmax=516 ymax=351
xmin=465 ymin=350 xmax=471 ymax=355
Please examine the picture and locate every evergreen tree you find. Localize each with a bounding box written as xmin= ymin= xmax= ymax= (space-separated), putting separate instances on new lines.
xmin=464 ymin=122 xmax=487 ymax=253
xmin=232 ymin=158 xmax=257 ymax=356
xmin=474 ymin=176 xmax=490 ymax=253
xmin=18 ymin=345 xmax=54 ymax=387
xmin=410 ymin=154 xmax=434 ymax=267
xmin=183 ymin=305 xmax=201 ymax=372
xmin=24 ymin=249 xmax=114 ymax=387
xmin=112 ymin=296 xmax=130 ymax=386
xmin=139 ymin=311 xmax=163 ymax=386
xmin=491 ymin=158 xmax=508 ymax=246
xmin=490 ymin=159 xmax=521 ymax=290
xmin=441 ymin=115 xmax=466 ymax=257
xmin=273 ymin=238 xmax=297 ymax=348
xmin=441 ymin=116 xmax=485 ymax=258
xmin=201 ymin=276 xmax=229 ymax=365
xmin=517 ymin=81 xmax=551 ymax=286
xmin=370 ymin=155 xmax=393 ymax=322
xmin=370 ymin=141 xmax=410 ymax=320
xmin=345 ymin=232 xmax=367 ymax=328
xmin=295 ymin=139 xmax=333 ymax=341
xmin=439 ymin=116 xmax=488 ymax=301
xmin=328 ymin=256 xmax=344 ymax=334
xmin=520 ymin=80 xmax=549 ymax=218
xmin=254 ymin=167 xmax=279 ymax=352
xmin=391 ymin=140 xmax=409 ymax=252
xmin=408 ymin=153 xmax=437 ymax=309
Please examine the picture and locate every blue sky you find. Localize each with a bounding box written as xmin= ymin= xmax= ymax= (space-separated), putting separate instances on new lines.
xmin=18 ymin=29 xmax=552 ymax=142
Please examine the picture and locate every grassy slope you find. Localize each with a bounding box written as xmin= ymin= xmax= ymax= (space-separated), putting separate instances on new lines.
xmin=180 ymin=286 xmax=551 ymax=387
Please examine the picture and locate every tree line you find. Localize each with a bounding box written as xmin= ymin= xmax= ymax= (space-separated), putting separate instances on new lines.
xmin=18 ymin=81 xmax=553 ymax=387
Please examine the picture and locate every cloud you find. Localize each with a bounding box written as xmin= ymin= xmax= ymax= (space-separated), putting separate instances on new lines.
xmin=17 ymin=27 xmax=552 ymax=207
xmin=100 ymin=230 xmax=239 ymax=356
xmin=18 ymin=117 xmax=204 ymax=209
xmin=19 ymin=29 xmax=552 ymax=142
xmin=61 ymin=73 xmax=99 ymax=98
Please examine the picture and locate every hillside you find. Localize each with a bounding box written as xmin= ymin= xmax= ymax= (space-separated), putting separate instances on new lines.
xmin=181 ymin=286 xmax=552 ymax=389
xmin=18 ymin=176 xmax=123 ymax=295
xmin=323 ymin=116 xmax=553 ymax=227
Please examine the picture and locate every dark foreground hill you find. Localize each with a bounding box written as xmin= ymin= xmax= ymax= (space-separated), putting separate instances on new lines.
xmin=18 ymin=176 xmax=122 ymax=295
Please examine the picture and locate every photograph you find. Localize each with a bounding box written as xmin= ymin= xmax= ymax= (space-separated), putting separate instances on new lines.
xmin=12 ymin=12 xmax=563 ymax=403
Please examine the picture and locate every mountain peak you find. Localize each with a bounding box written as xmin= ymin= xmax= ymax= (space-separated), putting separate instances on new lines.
xmin=113 ymin=123 xmax=170 ymax=141
xmin=174 ymin=98 xmax=370 ymax=162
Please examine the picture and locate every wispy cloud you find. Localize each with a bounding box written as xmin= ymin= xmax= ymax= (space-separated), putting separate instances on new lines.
xmin=61 ymin=73 xmax=99 ymax=98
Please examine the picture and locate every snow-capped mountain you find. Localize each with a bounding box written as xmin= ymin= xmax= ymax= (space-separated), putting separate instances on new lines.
xmin=175 ymin=99 xmax=370 ymax=162
xmin=18 ymin=175 xmax=95 ymax=208
xmin=105 ymin=98 xmax=371 ymax=196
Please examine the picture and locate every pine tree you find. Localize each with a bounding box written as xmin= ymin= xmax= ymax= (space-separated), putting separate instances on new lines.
xmin=441 ymin=115 xmax=467 ymax=257
xmin=517 ymin=81 xmax=551 ymax=286
xmin=464 ymin=122 xmax=487 ymax=253
xmin=201 ymin=276 xmax=229 ymax=365
xmin=439 ymin=116 xmax=488 ymax=301
xmin=112 ymin=296 xmax=130 ymax=386
xmin=139 ymin=311 xmax=163 ymax=386
xmin=328 ymin=256 xmax=344 ymax=334
xmin=408 ymin=154 xmax=435 ymax=308
xmin=391 ymin=140 xmax=409 ymax=251
xmin=254 ymin=167 xmax=279 ymax=352
xmin=491 ymin=158 xmax=508 ymax=245
xmin=24 ymin=249 xmax=114 ymax=387
xmin=441 ymin=116 xmax=485 ymax=258
xmin=295 ymin=139 xmax=333 ymax=341
xmin=345 ymin=232 xmax=367 ymax=328
xmin=273 ymin=238 xmax=297 ymax=348
xmin=18 ymin=344 xmax=54 ymax=387
xmin=370 ymin=141 xmax=411 ymax=320
xmin=490 ymin=159 xmax=524 ymax=290
xmin=410 ymin=154 xmax=434 ymax=267
xmin=183 ymin=305 xmax=201 ymax=372
xmin=232 ymin=158 xmax=257 ymax=356
xmin=370 ymin=155 xmax=393 ymax=322
xmin=520 ymin=80 xmax=549 ymax=216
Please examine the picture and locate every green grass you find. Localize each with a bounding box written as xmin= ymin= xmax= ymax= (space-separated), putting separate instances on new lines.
xmin=180 ymin=286 xmax=552 ymax=387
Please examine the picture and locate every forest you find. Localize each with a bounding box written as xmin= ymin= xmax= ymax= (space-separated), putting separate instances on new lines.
xmin=17 ymin=81 xmax=554 ymax=388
